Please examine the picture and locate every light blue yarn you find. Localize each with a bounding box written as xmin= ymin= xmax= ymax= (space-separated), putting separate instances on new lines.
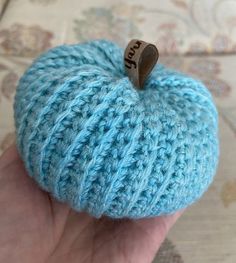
xmin=14 ymin=39 xmax=219 ymax=219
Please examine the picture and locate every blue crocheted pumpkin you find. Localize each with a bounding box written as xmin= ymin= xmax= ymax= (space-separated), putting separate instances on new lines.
xmin=14 ymin=40 xmax=219 ymax=219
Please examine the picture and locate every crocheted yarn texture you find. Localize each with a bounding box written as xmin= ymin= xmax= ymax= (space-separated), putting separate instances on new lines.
xmin=14 ymin=40 xmax=219 ymax=219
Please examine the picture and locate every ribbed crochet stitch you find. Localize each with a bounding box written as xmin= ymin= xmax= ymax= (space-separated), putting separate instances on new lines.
xmin=14 ymin=40 xmax=219 ymax=219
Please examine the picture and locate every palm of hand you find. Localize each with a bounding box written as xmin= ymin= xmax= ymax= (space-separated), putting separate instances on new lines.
xmin=0 ymin=146 xmax=180 ymax=263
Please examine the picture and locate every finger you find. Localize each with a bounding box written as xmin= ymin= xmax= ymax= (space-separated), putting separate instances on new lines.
xmin=0 ymin=144 xmax=20 ymax=170
xmin=135 ymin=210 xmax=184 ymax=250
xmin=157 ymin=210 xmax=184 ymax=237
xmin=154 ymin=210 xmax=184 ymax=240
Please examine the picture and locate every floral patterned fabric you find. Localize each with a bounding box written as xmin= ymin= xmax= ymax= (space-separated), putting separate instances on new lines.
xmin=0 ymin=1 xmax=236 ymax=263
xmin=0 ymin=0 xmax=236 ymax=56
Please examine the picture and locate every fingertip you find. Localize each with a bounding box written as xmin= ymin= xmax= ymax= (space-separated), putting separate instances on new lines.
xmin=0 ymin=144 xmax=20 ymax=170
xmin=160 ymin=209 xmax=185 ymax=229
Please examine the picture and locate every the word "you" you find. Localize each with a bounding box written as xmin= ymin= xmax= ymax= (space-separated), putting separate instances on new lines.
xmin=124 ymin=40 xmax=142 ymax=69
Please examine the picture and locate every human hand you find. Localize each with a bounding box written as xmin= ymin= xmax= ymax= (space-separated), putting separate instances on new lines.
xmin=0 ymin=145 xmax=181 ymax=263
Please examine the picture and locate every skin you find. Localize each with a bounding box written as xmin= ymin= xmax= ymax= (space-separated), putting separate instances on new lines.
xmin=0 ymin=145 xmax=182 ymax=263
